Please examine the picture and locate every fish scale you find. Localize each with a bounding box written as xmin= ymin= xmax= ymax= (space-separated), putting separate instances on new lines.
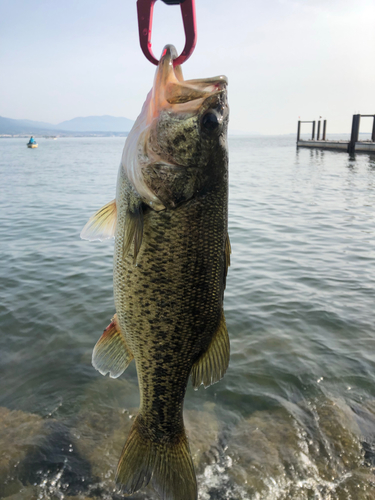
xmin=114 ymin=175 xmax=227 ymax=436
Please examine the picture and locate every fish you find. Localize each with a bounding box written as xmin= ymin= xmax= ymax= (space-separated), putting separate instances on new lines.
xmin=81 ymin=44 xmax=230 ymax=500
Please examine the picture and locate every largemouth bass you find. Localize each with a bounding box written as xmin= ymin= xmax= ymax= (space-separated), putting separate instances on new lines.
xmin=81 ymin=45 xmax=230 ymax=500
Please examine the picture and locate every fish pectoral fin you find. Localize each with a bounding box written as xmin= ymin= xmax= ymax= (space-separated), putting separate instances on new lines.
xmin=123 ymin=203 xmax=144 ymax=264
xmin=191 ymin=309 xmax=230 ymax=390
xmin=116 ymin=415 xmax=197 ymax=500
xmin=80 ymin=199 xmax=117 ymax=241
xmin=92 ymin=314 xmax=133 ymax=378
xmin=224 ymin=232 xmax=231 ymax=290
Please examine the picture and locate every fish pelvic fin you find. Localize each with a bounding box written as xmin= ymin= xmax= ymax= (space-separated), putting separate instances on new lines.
xmin=191 ymin=309 xmax=230 ymax=390
xmin=116 ymin=415 xmax=197 ymax=500
xmin=80 ymin=199 xmax=117 ymax=241
xmin=92 ymin=314 xmax=133 ymax=378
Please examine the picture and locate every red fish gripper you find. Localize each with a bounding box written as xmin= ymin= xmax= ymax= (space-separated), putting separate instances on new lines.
xmin=137 ymin=0 xmax=197 ymax=66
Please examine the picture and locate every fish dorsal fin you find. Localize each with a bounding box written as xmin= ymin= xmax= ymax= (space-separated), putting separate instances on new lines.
xmin=191 ymin=309 xmax=230 ymax=390
xmin=80 ymin=199 xmax=117 ymax=241
xmin=92 ymin=314 xmax=133 ymax=379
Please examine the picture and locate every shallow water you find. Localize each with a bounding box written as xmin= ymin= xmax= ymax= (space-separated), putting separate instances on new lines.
xmin=1 ymin=136 xmax=375 ymax=499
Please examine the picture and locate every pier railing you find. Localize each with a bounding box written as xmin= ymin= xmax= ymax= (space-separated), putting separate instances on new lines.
xmin=297 ymin=114 xmax=375 ymax=154
xmin=297 ymin=120 xmax=326 ymax=141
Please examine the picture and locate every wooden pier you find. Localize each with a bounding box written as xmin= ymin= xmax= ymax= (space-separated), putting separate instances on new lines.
xmin=297 ymin=114 xmax=375 ymax=153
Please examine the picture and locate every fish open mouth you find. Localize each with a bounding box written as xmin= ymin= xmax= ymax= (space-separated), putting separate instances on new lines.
xmin=150 ymin=44 xmax=227 ymax=116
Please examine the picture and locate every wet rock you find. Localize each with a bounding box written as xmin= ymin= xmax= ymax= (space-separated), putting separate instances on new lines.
xmin=221 ymin=398 xmax=374 ymax=500
xmin=72 ymin=377 xmax=139 ymax=482
xmin=0 ymin=405 xmax=96 ymax=499
xmin=334 ymin=470 xmax=375 ymax=500
xmin=71 ymin=376 xmax=157 ymax=498
xmin=0 ymin=407 xmax=49 ymax=498
xmin=3 ymin=485 xmax=38 ymax=500
xmin=18 ymin=419 xmax=93 ymax=497
xmin=226 ymin=406 xmax=299 ymax=496
xmin=351 ymin=399 xmax=375 ymax=467
xmin=73 ymin=405 xmax=134 ymax=484
xmin=311 ymin=397 xmax=363 ymax=481
xmin=64 ymin=496 xmax=100 ymax=500
xmin=185 ymin=402 xmax=220 ymax=473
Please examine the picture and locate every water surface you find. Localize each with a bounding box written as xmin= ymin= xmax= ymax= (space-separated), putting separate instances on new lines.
xmin=1 ymin=136 xmax=375 ymax=499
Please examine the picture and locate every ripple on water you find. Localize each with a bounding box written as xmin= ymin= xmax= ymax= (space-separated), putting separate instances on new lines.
xmin=1 ymin=137 xmax=375 ymax=498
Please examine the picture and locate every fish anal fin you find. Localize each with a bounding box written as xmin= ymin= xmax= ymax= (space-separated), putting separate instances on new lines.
xmin=191 ymin=310 xmax=230 ymax=390
xmin=116 ymin=416 xmax=197 ymax=500
xmin=81 ymin=199 xmax=117 ymax=241
xmin=92 ymin=314 xmax=133 ymax=378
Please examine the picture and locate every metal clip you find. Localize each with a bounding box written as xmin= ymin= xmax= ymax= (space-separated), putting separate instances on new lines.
xmin=137 ymin=0 xmax=197 ymax=66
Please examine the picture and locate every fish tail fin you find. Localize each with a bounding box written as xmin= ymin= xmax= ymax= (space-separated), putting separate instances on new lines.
xmin=116 ymin=415 xmax=197 ymax=500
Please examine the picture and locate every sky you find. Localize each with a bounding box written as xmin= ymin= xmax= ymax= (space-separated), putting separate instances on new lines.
xmin=0 ymin=0 xmax=374 ymax=134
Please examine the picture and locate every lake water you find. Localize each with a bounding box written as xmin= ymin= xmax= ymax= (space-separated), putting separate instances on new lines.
xmin=1 ymin=136 xmax=375 ymax=500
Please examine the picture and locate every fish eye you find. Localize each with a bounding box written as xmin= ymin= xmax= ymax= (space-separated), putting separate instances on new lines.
xmin=201 ymin=111 xmax=220 ymax=131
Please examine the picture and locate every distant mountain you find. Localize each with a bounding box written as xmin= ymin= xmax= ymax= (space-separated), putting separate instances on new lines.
xmin=0 ymin=116 xmax=60 ymax=135
xmin=0 ymin=115 xmax=135 ymax=136
xmin=57 ymin=115 xmax=134 ymax=132
xmin=18 ymin=118 xmax=55 ymax=129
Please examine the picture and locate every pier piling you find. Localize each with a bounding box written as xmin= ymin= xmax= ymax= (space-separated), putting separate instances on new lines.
xmin=322 ymin=120 xmax=327 ymax=140
xmin=348 ymin=114 xmax=360 ymax=154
